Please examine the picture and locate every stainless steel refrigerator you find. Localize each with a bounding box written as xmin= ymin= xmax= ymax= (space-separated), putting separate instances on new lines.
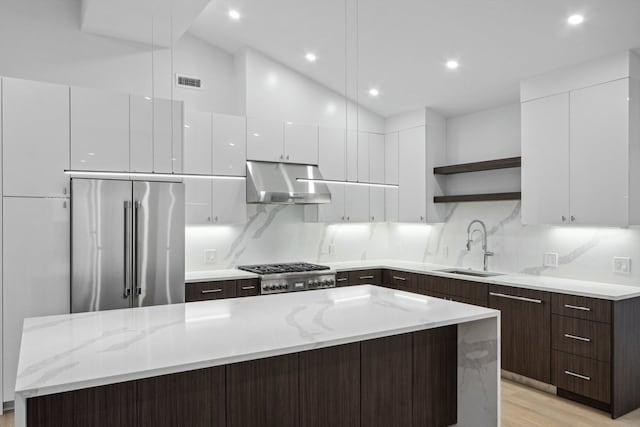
xmin=71 ymin=179 xmax=185 ymax=313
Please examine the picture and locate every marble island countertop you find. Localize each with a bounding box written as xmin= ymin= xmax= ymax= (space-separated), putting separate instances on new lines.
xmin=15 ymin=285 xmax=497 ymax=401
xmin=186 ymin=259 xmax=640 ymax=300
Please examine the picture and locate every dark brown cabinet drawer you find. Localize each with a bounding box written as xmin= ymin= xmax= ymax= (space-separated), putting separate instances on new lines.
xmin=552 ymin=315 xmax=610 ymax=362
xmin=553 ymin=351 xmax=610 ymax=404
xmin=382 ymin=270 xmax=418 ymax=292
xmin=488 ymin=285 xmax=551 ymax=383
xmin=336 ymin=271 xmax=349 ymax=287
xmin=348 ymin=269 xmax=382 ymax=286
xmin=236 ymin=279 xmax=259 ymax=297
xmin=552 ymin=294 xmax=611 ymax=324
xmin=420 ymin=275 xmax=488 ymax=302
xmin=186 ymin=280 xmax=237 ymax=302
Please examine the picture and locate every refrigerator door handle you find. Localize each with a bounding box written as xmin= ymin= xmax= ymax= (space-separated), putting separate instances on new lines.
xmin=133 ymin=200 xmax=142 ymax=296
xmin=123 ymin=201 xmax=132 ymax=298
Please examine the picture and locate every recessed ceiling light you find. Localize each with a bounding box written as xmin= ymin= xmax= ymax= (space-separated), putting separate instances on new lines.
xmin=369 ymin=88 xmax=380 ymax=97
xmin=446 ymin=60 xmax=459 ymax=70
xmin=228 ymin=9 xmax=241 ymax=20
xmin=305 ymin=52 xmax=317 ymax=62
xmin=567 ymin=14 xmax=584 ymax=26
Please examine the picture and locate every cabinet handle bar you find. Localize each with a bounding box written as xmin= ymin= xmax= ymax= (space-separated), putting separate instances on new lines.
xmin=489 ymin=292 xmax=542 ymax=304
xmin=564 ymin=304 xmax=591 ymax=312
xmin=201 ymin=289 xmax=223 ymax=294
xmin=564 ymin=333 xmax=591 ymax=342
xmin=564 ymin=370 xmax=590 ymax=381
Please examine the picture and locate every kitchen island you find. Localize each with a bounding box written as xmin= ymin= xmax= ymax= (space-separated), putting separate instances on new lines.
xmin=15 ymin=285 xmax=500 ymax=427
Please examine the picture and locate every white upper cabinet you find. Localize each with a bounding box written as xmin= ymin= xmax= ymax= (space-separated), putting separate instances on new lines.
xmin=314 ymin=127 xmax=346 ymax=223
xmin=212 ymin=180 xmax=247 ymax=224
xmin=2 ymin=78 xmax=70 ymax=197
xmin=521 ymin=93 xmax=570 ymax=225
xmin=284 ymin=122 xmax=318 ymax=164
xmin=521 ymin=51 xmax=640 ymax=226
xmin=398 ymin=126 xmax=427 ymax=223
xmin=184 ymin=111 xmax=213 ymax=224
xmin=154 ymin=98 xmax=183 ymax=174
xmin=130 ymin=96 xmax=183 ymax=174
xmin=384 ymin=132 xmax=399 ymax=222
xmin=129 ymin=95 xmax=154 ymax=173
xmin=246 ymin=118 xmax=318 ymax=165
xmin=368 ymin=133 xmax=385 ymax=222
xmin=345 ymin=131 xmax=370 ymax=222
xmin=246 ymin=117 xmax=283 ymax=162
xmin=212 ymin=113 xmax=246 ymax=176
xmin=71 ymin=87 xmax=129 ymax=171
xmin=346 ymin=129 xmax=359 ymax=182
xmin=569 ymin=79 xmax=630 ymax=226
xmin=184 ymin=111 xmax=247 ymax=225
xmin=318 ymin=126 xmax=346 ymax=180
xmin=183 ymin=111 xmax=213 ymax=175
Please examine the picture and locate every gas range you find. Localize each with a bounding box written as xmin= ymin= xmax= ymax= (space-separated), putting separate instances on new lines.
xmin=237 ymin=262 xmax=336 ymax=295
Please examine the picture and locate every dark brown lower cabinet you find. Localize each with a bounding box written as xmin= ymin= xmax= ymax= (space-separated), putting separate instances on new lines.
xmin=361 ymin=334 xmax=413 ymax=427
xmin=299 ymin=343 xmax=360 ymax=427
xmin=136 ymin=367 xmax=226 ymax=427
xmin=27 ymin=381 xmax=136 ymax=427
xmin=226 ymin=353 xmax=299 ymax=427
xmin=413 ymin=326 xmax=458 ymax=427
xmin=488 ymin=285 xmax=551 ymax=383
xmin=27 ymin=327 xmax=459 ymax=427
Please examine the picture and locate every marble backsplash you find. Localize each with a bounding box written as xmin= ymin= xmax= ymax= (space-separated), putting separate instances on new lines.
xmin=185 ymin=201 xmax=640 ymax=287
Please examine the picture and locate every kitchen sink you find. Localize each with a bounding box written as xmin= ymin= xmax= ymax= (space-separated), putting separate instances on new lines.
xmin=435 ymin=268 xmax=504 ymax=278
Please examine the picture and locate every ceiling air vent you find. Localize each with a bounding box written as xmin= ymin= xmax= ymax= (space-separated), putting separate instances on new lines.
xmin=175 ymin=74 xmax=202 ymax=89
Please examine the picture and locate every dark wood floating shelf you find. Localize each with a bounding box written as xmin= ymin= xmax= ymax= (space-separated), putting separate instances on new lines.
xmin=434 ymin=156 xmax=521 ymax=175
xmin=434 ymin=192 xmax=522 ymax=203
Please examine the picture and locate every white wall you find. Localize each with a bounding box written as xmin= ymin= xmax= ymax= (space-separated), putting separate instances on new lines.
xmin=0 ymin=0 xmax=238 ymax=114
xmin=239 ymin=48 xmax=385 ymax=132
xmin=444 ymin=103 xmax=522 ymax=196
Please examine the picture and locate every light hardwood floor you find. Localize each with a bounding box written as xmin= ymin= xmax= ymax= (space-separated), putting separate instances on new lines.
xmin=1 ymin=379 xmax=639 ymax=426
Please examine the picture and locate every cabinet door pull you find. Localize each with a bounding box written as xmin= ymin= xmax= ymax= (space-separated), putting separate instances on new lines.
xmin=241 ymin=286 xmax=256 ymax=291
xmin=336 ymin=277 xmax=348 ymax=282
xmin=201 ymin=288 xmax=223 ymax=294
xmin=359 ymin=275 xmax=374 ymax=280
xmin=392 ymin=276 xmax=407 ymax=281
xmin=564 ymin=333 xmax=591 ymax=343
xmin=564 ymin=370 xmax=590 ymax=381
xmin=489 ymin=292 xmax=542 ymax=304
xmin=562 ymin=215 xmax=566 ymax=222
xmin=564 ymin=304 xmax=591 ymax=312
xmin=571 ymin=215 xmax=576 ymax=222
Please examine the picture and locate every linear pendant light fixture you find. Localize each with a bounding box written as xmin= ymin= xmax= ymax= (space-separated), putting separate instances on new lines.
xmin=296 ymin=177 xmax=398 ymax=189
xmin=64 ymin=170 xmax=246 ymax=181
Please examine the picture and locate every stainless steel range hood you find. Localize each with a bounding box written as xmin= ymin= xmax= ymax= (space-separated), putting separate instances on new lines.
xmin=246 ymin=161 xmax=331 ymax=204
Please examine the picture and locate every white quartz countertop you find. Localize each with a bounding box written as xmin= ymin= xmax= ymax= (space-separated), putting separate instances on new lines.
xmin=15 ymin=285 xmax=497 ymax=399
xmin=185 ymin=269 xmax=258 ymax=283
xmin=185 ymin=259 xmax=640 ymax=300
xmin=326 ymin=260 xmax=640 ymax=300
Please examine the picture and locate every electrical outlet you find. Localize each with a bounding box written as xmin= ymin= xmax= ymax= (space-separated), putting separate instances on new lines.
xmin=204 ymin=249 xmax=217 ymax=264
xmin=543 ymin=252 xmax=558 ymax=268
xmin=328 ymin=244 xmax=335 ymax=255
xmin=613 ymin=257 xmax=631 ymax=274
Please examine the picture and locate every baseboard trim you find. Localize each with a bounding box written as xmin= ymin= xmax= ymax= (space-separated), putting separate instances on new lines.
xmin=501 ymin=370 xmax=556 ymax=394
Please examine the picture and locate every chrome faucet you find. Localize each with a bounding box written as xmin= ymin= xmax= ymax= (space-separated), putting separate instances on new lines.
xmin=466 ymin=219 xmax=494 ymax=271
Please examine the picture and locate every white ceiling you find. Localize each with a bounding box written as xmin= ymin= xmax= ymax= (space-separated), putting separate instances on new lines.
xmin=81 ymin=0 xmax=210 ymax=47
xmin=189 ymin=0 xmax=640 ymax=118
